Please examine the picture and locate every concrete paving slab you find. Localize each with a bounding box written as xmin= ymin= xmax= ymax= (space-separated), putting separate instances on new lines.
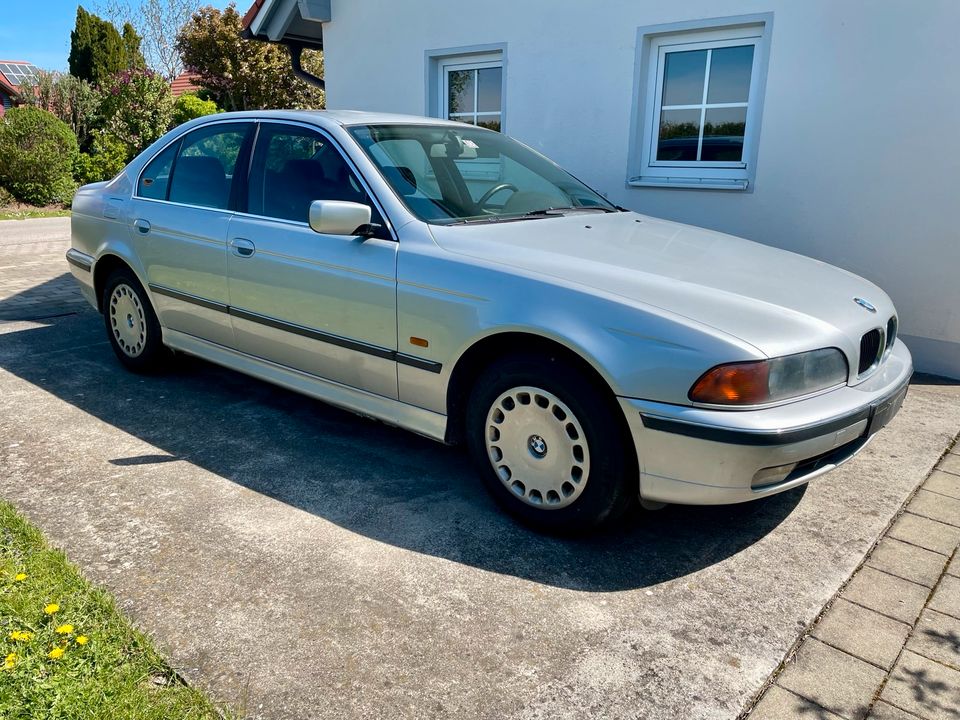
xmin=842 ymin=568 xmax=931 ymax=625
xmin=887 ymin=513 xmax=960 ymax=557
xmin=867 ymin=538 xmax=950 ymax=588
xmin=925 ymin=471 xmax=960 ymax=500
xmin=867 ymin=701 xmax=926 ymax=720
xmin=929 ymin=576 xmax=960 ymax=620
xmin=949 ymin=554 xmax=959 ymax=579
xmin=777 ymin=639 xmax=886 ymax=720
xmin=907 ymin=610 xmax=960 ymax=671
xmin=811 ymin=599 xmax=910 ymax=670
xmin=908 ymin=490 xmax=960 ymax=528
xmin=749 ymin=685 xmax=844 ymax=720
xmin=2 ymin=220 xmax=960 ymax=719
xmin=879 ymin=650 xmax=960 ymax=719
xmin=939 ymin=454 xmax=960 ymax=476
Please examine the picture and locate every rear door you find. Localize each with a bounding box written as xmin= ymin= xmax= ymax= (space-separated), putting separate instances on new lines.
xmin=129 ymin=121 xmax=254 ymax=347
xmin=225 ymin=121 xmax=399 ymax=398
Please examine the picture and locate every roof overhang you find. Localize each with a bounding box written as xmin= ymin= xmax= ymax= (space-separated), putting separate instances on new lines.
xmin=241 ymin=0 xmax=327 ymax=50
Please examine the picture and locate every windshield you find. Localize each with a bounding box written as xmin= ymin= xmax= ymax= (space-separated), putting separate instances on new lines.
xmin=347 ymin=124 xmax=618 ymax=224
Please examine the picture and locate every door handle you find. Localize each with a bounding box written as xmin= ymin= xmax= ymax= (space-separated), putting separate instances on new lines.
xmin=230 ymin=238 xmax=256 ymax=258
xmin=133 ymin=219 xmax=151 ymax=235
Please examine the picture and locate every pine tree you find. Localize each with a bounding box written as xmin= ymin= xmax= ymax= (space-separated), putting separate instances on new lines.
xmin=68 ymin=6 xmax=136 ymax=85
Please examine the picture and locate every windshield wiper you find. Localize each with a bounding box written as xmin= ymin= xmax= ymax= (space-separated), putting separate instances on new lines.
xmin=520 ymin=206 xmax=618 ymax=217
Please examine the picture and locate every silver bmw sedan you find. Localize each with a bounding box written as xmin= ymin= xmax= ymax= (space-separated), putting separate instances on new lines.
xmin=66 ymin=111 xmax=912 ymax=532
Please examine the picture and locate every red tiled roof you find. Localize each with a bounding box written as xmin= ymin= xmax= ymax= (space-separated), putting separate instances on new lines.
xmin=0 ymin=74 xmax=15 ymax=96
xmin=170 ymin=70 xmax=200 ymax=97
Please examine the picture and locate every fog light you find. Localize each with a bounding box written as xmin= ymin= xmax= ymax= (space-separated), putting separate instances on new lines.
xmin=751 ymin=462 xmax=798 ymax=489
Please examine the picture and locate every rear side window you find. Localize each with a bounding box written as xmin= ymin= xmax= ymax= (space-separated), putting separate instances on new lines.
xmin=137 ymin=123 xmax=251 ymax=210
xmin=138 ymin=143 xmax=177 ymax=200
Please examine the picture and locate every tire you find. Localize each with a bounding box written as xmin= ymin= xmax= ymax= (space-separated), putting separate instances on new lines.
xmin=101 ymin=267 xmax=169 ymax=373
xmin=465 ymin=353 xmax=636 ymax=533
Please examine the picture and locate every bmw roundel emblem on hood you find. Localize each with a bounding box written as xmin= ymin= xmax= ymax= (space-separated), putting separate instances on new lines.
xmin=854 ymin=297 xmax=877 ymax=313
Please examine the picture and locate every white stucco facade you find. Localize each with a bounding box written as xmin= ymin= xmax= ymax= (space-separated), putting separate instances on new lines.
xmin=317 ymin=0 xmax=959 ymax=378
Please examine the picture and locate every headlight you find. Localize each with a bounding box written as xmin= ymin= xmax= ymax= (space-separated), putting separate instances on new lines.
xmin=689 ymin=348 xmax=848 ymax=405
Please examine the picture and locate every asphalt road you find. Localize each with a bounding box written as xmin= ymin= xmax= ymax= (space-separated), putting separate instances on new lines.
xmin=1 ymin=217 xmax=959 ymax=719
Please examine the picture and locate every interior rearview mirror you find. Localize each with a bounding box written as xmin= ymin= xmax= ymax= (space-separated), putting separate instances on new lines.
xmin=308 ymin=200 xmax=373 ymax=236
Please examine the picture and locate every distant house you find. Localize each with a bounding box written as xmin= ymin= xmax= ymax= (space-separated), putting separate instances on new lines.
xmin=0 ymin=60 xmax=40 ymax=116
xmin=170 ymin=70 xmax=200 ymax=97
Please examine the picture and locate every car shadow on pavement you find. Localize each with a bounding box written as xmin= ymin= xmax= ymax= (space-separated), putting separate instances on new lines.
xmin=0 ymin=287 xmax=805 ymax=592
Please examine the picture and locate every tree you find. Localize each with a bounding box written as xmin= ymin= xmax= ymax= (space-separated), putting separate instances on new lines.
xmin=99 ymin=69 xmax=174 ymax=160
xmin=69 ymin=6 xmax=145 ymax=85
xmin=175 ymin=4 xmax=325 ymax=111
xmin=122 ymin=22 xmax=147 ymax=69
xmin=0 ymin=108 xmax=79 ymax=205
xmin=98 ymin=0 xmax=201 ymax=81
xmin=18 ymin=71 xmax=101 ymax=152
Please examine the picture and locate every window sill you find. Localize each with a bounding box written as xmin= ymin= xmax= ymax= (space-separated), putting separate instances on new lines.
xmin=627 ymin=177 xmax=749 ymax=191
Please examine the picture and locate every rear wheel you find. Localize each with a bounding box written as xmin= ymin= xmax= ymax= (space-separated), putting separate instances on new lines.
xmin=466 ymin=354 xmax=635 ymax=532
xmin=101 ymin=267 xmax=168 ymax=373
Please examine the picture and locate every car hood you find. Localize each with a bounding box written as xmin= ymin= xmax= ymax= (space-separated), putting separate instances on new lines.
xmin=428 ymin=211 xmax=894 ymax=360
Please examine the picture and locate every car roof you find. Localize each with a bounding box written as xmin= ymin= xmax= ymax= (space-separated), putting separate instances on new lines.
xmin=198 ymin=109 xmax=466 ymax=129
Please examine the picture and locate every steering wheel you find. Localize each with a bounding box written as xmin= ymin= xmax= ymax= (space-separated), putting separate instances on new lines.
xmin=477 ymin=182 xmax=519 ymax=209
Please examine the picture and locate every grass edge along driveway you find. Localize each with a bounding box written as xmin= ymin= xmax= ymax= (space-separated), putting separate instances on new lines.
xmin=0 ymin=500 xmax=231 ymax=719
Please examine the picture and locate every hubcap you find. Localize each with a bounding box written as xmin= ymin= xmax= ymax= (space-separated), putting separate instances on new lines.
xmin=484 ymin=386 xmax=590 ymax=510
xmin=109 ymin=283 xmax=147 ymax=358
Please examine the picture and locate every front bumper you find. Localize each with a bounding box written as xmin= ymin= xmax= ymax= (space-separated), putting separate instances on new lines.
xmin=619 ymin=340 xmax=913 ymax=505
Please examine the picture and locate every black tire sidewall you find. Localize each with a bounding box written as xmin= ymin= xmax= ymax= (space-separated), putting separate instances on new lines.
xmin=465 ymin=354 xmax=635 ymax=532
xmin=102 ymin=268 xmax=167 ymax=373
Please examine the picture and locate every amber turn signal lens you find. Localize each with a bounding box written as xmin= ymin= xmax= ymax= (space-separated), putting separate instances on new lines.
xmin=689 ymin=361 xmax=770 ymax=404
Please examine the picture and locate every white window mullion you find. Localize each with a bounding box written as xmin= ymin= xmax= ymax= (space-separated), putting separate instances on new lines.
xmin=696 ymin=49 xmax=712 ymax=162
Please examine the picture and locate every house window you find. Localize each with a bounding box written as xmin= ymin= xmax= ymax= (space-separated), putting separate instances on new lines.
xmin=430 ymin=50 xmax=504 ymax=131
xmin=442 ymin=57 xmax=502 ymax=131
xmin=630 ymin=20 xmax=771 ymax=190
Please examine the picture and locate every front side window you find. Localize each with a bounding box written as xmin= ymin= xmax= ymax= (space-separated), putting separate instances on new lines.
xmin=350 ymin=123 xmax=617 ymax=224
xmin=440 ymin=54 xmax=503 ymax=132
xmin=631 ymin=22 xmax=768 ymax=190
xmin=247 ymin=123 xmax=385 ymax=230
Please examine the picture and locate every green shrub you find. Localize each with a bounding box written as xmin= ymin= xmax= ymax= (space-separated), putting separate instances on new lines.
xmin=74 ymin=133 xmax=128 ymax=186
xmin=0 ymin=107 xmax=79 ymax=206
xmin=99 ymin=68 xmax=174 ymax=161
xmin=172 ymin=93 xmax=219 ymax=127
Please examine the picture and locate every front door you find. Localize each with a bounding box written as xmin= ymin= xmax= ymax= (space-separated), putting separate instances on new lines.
xmin=129 ymin=121 xmax=254 ymax=348
xmin=225 ymin=121 xmax=399 ymax=399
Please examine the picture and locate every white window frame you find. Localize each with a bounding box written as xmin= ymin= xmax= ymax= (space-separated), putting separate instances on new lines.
xmin=425 ymin=44 xmax=507 ymax=132
xmin=628 ymin=16 xmax=773 ymax=191
xmin=440 ymin=55 xmax=503 ymax=130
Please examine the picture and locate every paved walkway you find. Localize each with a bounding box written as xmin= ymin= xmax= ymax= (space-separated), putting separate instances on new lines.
xmin=747 ymin=447 xmax=960 ymax=720
xmin=0 ymin=217 xmax=86 ymax=321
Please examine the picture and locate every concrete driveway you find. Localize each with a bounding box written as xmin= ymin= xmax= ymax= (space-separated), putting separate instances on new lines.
xmin=1 ymin=217 xmax=959 ymax=719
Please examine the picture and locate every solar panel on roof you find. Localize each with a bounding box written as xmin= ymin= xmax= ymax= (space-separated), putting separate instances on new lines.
xmin=0 ymin=62 xmax=39 ymax=86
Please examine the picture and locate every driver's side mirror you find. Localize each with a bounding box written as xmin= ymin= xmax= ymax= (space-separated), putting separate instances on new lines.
xmin=308 ymin=200 xmax=373 ymax=236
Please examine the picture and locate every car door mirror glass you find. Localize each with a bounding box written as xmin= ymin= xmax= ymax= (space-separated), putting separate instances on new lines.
xmin=309 ymin=200 xmax=373 ymax=236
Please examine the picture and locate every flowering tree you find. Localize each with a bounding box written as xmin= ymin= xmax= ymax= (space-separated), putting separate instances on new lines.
xmin=98 ymin=68 xmax=174 ymax=160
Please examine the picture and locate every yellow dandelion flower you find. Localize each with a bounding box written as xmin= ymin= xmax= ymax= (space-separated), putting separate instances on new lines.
xmin=75 ymin=635 xmax=89 ymax=646
xmin=48 ymin=647 xmax=65 ymax=660
xmin=14 ymin=573 xmax=27 ymax=582
xmin=55 ymin=624 xmax=74 ymax=635
xmin=9 ymin=630 xmax=33 ymax=642
xmin=43 ymin=603 xmax=60 ymax=615
xmin=3 ymin=653 xmax=15 ymax=669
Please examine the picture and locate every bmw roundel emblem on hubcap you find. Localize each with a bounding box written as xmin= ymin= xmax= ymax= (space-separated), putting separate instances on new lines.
xmin=854 ymin=297 xmax=877 ymax=313
xmin=528 ymin=434 xmax=548 ymax=458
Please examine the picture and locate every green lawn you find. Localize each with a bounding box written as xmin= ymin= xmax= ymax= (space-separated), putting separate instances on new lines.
xmin=0 ymin=501 xmax=229 ymax=719
xmin=0 ymin=209 xmax=71 ymax=221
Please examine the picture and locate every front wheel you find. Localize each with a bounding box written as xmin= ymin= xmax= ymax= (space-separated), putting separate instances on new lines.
xmin=101 ymin=267 xmax=169 ymax=373
xmin=465 ymin=354 xmax=636 ymax=533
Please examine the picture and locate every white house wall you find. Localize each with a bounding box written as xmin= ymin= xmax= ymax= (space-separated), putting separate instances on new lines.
xmin=322 ymin=0 xmax=960 ymax=378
